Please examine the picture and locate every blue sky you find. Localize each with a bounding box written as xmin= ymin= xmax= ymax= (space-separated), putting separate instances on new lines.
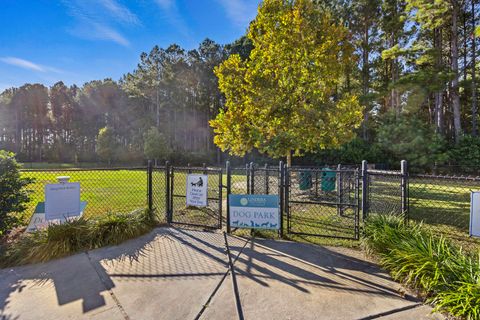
xmin=0 ymin=0 xmax=260 ymax=92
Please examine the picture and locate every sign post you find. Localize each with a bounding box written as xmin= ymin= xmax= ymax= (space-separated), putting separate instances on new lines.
xmin=229 ymin=194 xmax=280 ymax=230
xmin=186 ymin=174 xmax=208 ymax=207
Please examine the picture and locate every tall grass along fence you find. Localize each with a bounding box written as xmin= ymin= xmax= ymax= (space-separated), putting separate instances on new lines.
xmin=363 ymin=214 xmax=480 ymax=320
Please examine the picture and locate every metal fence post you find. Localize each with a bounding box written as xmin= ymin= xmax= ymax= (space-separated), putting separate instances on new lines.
xmin=246 ymin=163 xmax=250 ymax=194
xmin=284 ymin=162 xmax=290 ymax=234
xmin=250 ymin=162 xmax=255 ymax=194
xmin=165 ymin=161 xmax=171 ymax=223
xmin=147 ymin=160 xmax=153 ymax=212
xmin=265 ymin=163 xmax=269 ymax=194
xmin=170 ymin=165 xmax=174 ymax=223
xmin=361 ymin=160 xmax=368 ymax=220
xmin=355 ymin=169 xmax=360 ymax=240
xmin=279 ymin=161 xmax=284 ymax=238
xmin=401 ymin=160 xmax=408 ymax=219
xmin=337 ymin=163 xmax=343 ymax=216
xmin=218 ymin=167 xmax=223 ymax=229
xmin=226 ymin=161 xmax=231 ymax=233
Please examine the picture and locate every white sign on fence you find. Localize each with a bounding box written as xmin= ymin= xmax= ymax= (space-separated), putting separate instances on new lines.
xmin=45 ymin=182 xmax=81 ymax=220
xmin=470 ymin=191 xmax=480 ymax=238
xmin=186 ymin=174 xmax=208 ymax=207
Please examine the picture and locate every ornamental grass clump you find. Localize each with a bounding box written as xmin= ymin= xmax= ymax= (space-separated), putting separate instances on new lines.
xmin=0 ymin=208 xmax=158 ymax=268
xmin=363 ymin=214 xmax=480 ymax=320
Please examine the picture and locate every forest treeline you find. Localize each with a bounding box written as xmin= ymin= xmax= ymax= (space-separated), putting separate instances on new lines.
xmin=0 ymin=0 xmax=479 ymax=169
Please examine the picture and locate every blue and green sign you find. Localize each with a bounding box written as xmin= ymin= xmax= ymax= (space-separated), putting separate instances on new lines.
xmin=229 ymin=194 xmax=280 ymax=230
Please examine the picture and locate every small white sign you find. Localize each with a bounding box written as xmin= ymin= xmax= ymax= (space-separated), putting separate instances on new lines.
xmin=186 ymin=174 xmax=208 ymax=207
xmin=470 ymin=191 xmax=480 ymax=237
xmin=45 ymin=182 xmax=81 ymax=220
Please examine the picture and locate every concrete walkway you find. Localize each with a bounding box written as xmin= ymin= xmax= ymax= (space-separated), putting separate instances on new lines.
xmin=0 ymin=227 xmax=443 ymax=320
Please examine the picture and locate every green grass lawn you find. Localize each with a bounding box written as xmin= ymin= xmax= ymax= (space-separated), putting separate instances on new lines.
xmin=21 ymin=169 xmax=151 ymax=222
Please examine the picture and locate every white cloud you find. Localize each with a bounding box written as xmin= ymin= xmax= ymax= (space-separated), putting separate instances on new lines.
xmin=218 ymin=0 xmax=259 ymax=27
xmin=0 ymin=57 xmax=63 ymax=73
xmin=63 ymin=0 xmax=138 ymax=46
xmin=153 ymin=0 xmax=190 ymax=37
xmin=91 ymin=22 xmax=130 ymax=46
xmin=98 ymin=0 xmax=140 ymax=25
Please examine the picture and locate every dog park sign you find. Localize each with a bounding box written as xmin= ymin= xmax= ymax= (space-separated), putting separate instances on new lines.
xmin=186 ymin=174 xmax=208 ymax=207
xmin=229 ymin=194 xmax=280 ymax=230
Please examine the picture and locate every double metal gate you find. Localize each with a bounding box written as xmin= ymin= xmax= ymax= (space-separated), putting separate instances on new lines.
xmin=155 ymin=162 xmax=361 ymax=239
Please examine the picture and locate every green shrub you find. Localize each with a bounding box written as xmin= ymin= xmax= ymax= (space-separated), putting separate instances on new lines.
xmin=433 ymin=281 xmax=480 ymax=320
xmin=381 ymin=233 xmax=463 ymax=292
xmin=361 ymin=214 xmax=422 ymax=255
xmin=0 ymin=150 xmax=33 ymax=236
xmin=363 ymin=214 xmax=480 ymax=319
xmin=0 ymin=208 xmax=158 ymax=267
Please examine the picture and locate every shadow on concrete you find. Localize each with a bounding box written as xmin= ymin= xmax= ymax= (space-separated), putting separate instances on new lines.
xmin=171 ymin=229 xmax=404 ymax=300
xmin=0 ymin=229 xmax=164 ymax=319
xmin=355 ymin=303 xmax=422 ymax=320
xmin=239 ymin=238 xmax=416 ymax=299
xmin=1 ymin=227 xmax=419 ymax=320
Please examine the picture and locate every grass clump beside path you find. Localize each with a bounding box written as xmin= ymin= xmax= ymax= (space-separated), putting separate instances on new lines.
xmin=0 ymin=209 xmax=159 ymax=268
xmin=362 ymin=214 xmax=480 ymax=320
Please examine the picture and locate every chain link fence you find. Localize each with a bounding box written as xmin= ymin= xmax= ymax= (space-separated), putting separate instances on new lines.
xmin=20 ymin=168 xmax=149 ymax=222
xmin=366 ymin=170 xmax=405 ymax=216
xmin=16 ymin=161 xmax=480 ymax=248
xmin=363 ymin=162 xmax=479 ymax=250
xmin=248 ymin=163 xmax=282 ymax=196
xmin=409 ymin=174 xmax=479 ymax=241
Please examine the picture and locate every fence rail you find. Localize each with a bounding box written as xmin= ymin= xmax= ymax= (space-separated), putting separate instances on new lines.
xmin=15 ymin=160 xmax=480 ymax=248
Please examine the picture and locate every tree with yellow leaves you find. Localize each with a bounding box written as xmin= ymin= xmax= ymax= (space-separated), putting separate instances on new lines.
xmin=210 ymin=0 xmax=363 ymax=165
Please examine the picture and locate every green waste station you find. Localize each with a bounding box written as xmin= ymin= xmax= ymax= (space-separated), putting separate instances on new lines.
xmin=298 ymin=168 xmax=337 ymax=192
xmin=299 ymin=171 xmax=313 ymax=190
xmin=321 ymin=168 xmax=336 ymax=192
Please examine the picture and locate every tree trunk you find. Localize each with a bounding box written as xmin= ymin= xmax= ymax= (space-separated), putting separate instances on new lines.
xmin=463 ymin=10 xmax=468 ymax=83
xmin=472 ymin=0 xmax=478 ymax=136
xmin=362 ymin=23 xmax=370 ymax=140
xmin=451 ymin=2 xmax=462 ymax=143
xmin=286 ymin=151 xmax=292 ymax=167
xmin=435 ymin=28 xmax=445 ymax=135
xmin=155 ymin=88 xmax=160 ymax=128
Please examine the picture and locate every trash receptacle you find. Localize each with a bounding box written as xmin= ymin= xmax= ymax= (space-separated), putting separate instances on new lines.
xmin=321 ymin=168 xmax=336 ymax=192
xmin=299 ymin=171 xmax=313 ymax=190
